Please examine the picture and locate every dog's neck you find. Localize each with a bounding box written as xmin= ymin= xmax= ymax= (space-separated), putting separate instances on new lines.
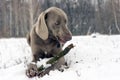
xmin=49 ymin=34 xmax=61 ymax=48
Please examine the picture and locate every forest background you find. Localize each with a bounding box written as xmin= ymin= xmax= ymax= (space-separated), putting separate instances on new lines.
xmin=0 ymin=0 xmax=120 ymax=37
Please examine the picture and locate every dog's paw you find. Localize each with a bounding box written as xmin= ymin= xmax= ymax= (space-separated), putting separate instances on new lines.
xmin=26 ymin=63 xmax=38 ymax=78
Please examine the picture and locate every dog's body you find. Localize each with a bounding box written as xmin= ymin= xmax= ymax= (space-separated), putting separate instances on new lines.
xmin=26 ymin=7 xmax=72 ymax=77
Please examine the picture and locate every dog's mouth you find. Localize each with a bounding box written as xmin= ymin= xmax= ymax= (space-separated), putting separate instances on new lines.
xmin=56 ymin=36 xmax=65 ymax=44
xmin=57 ymin=37 xmax=66 ymax=44
xmin=56 ymin=35 xmax=72 ymax=44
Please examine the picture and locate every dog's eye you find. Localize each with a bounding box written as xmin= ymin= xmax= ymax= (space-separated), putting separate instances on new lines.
xmin=55 ymin=21 xmax=60 ymax=25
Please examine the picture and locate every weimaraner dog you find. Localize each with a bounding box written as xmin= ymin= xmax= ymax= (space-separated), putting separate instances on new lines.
xmin=26 ymin=7 xmax=72 ymax=77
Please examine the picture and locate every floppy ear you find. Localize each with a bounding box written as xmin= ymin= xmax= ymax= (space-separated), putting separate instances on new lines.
xmin=35 ymin=12 xmax=48 ymax=40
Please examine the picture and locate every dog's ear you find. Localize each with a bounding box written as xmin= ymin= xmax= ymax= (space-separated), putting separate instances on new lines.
xmin=35 ymin=12 xmax=48 ymax=40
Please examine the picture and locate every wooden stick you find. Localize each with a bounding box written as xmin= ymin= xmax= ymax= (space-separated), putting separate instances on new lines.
xmin=37 ymin=44 xmax=74 ymax=71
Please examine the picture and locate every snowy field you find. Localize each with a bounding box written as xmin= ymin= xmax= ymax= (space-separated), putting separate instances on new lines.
xmin=0 ymin=34 xmax=120 ymax=80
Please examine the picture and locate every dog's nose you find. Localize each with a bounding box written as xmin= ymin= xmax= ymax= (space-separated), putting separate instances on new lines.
xmin=64 ymin=33 xmax=72 ymax=41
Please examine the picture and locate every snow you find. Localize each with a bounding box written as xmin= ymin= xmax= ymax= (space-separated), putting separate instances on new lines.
xmin=0 ymin=34 xmax=120 ymax=80
xmin=37 ymin=58 xmax=51 ymax=69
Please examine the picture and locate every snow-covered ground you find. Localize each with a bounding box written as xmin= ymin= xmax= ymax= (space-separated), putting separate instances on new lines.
xmin=0 ymin=34 xmax=120 ymax=80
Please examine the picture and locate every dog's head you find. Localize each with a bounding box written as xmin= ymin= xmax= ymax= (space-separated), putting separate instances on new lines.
xmin=35 ymin=7 xmax=72 ymax=44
